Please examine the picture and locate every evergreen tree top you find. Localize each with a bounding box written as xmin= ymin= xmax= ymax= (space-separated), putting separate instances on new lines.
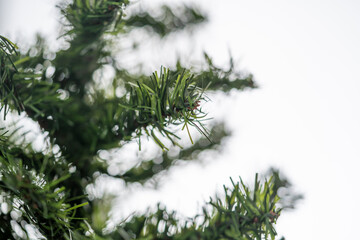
xmin=0 ymin=0 xmax=300 ymax=239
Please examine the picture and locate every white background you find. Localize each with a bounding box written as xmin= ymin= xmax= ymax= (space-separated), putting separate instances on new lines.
xmin=1 ymin=0 xmax=360 ymax=239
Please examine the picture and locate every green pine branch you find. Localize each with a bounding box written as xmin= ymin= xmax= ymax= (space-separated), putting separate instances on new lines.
xmin=0 ymin=35 xmax=24 ymax=118
xmin=0 ymin=131 xmax=87 ymax=239
xmin=173 ymin=53 xmax=256 ymax=93
xmin=123 ymin=4 xmax=207 ymax=37
xmin=105 ymin=173 xmax=287 ymax=240
xmin=119 ymin=123 xmax=229 ymax=184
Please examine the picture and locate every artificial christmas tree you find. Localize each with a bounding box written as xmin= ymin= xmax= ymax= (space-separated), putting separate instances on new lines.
xmin=0 ymin=1 xmax=299 ymax=239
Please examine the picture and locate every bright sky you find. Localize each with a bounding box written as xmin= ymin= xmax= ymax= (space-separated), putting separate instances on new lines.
xmin=1 ymin=0 xmax=360 ymax=239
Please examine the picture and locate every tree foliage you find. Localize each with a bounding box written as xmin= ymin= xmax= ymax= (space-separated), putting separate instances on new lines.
xmin=0 ymin=0 xmax=299 ymax=239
